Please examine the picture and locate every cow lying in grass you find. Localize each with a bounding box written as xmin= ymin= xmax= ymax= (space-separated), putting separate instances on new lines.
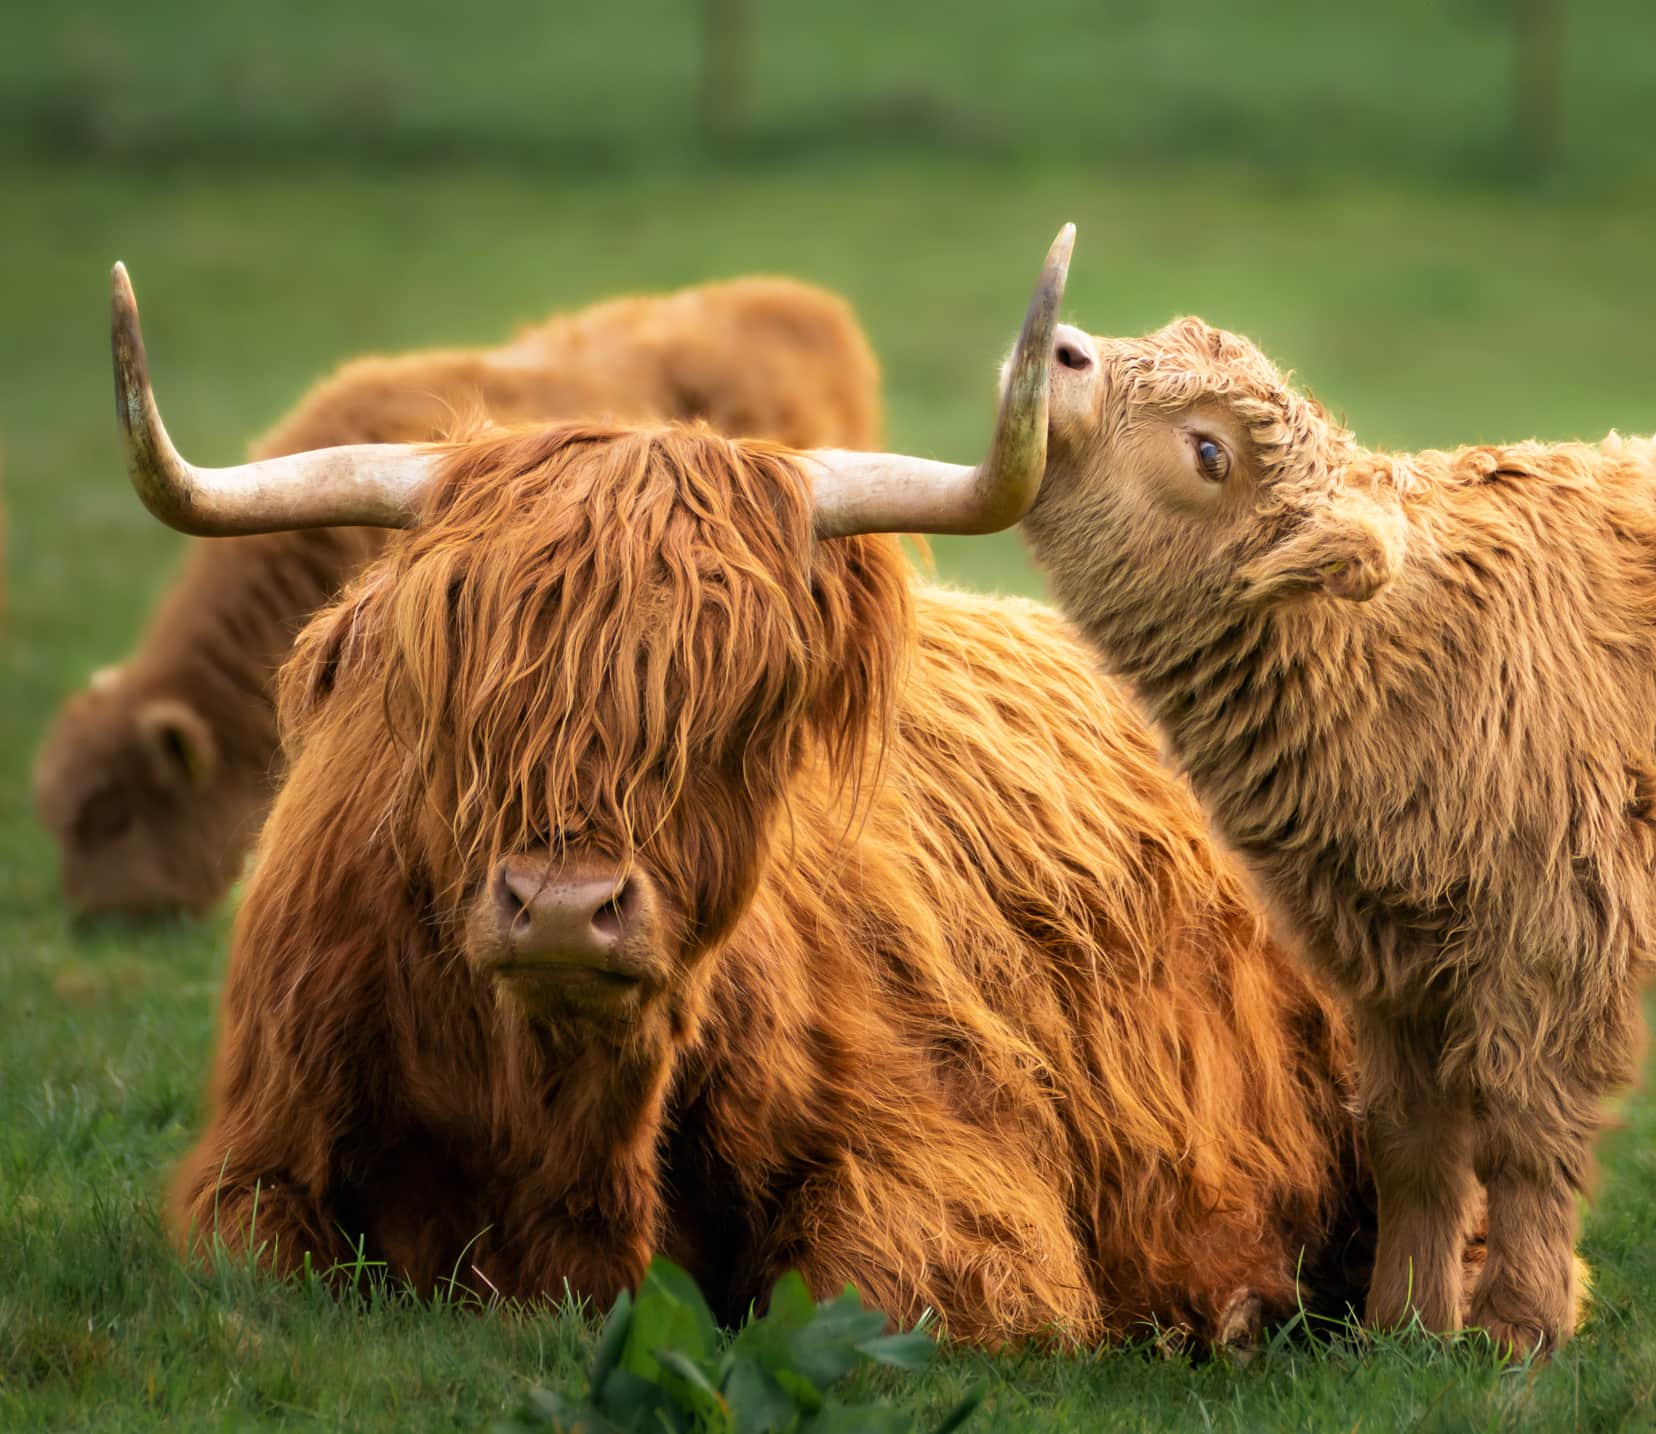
xmin=1013 ymin=309 xmax=1643 ymax=1357
xmin=117 ymin=234 xmax=1376 ymax=1349
xmin=35 ymin=275 xmax=880 ymax=918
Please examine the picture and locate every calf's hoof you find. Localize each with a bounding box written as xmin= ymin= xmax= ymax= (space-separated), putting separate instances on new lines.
xmin=1466 ymin=1249 xmax=1589 ymax=1362
xmin=1468 ymin=1286 xmax=1573 ymax=1363
xmin=1366 ymin=1283 xmax=1462 ymax=1337
xmin=1473 ymin=1314 xmax=1560 ymax=1362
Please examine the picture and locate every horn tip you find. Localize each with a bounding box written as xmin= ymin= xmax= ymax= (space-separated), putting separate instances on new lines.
xmin=111 ymin=263 xmax=139 ymax=332
xmin=110 ymin=261 xmax=146 ymax=439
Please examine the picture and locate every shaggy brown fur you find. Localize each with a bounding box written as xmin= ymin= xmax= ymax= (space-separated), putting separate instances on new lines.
xmin=34 ymin=277 xmax=881 ymax=916
xmin=172 ymin=421 xmax=1369 ymax=1349
xmin=1022 ymin=314 xmax=1653 ymax=1357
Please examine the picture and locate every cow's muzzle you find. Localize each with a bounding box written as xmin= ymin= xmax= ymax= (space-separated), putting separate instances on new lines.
xmin=479 ymin=852 xmax=661 ymax=991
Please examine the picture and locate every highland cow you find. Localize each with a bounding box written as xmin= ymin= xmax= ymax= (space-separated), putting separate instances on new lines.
xmin=1011 ymin=310 xmax=1654 ymax=1357
xmin=36 ymin=275 xmax=881 ymax=917
xmin=118 ymin=235 xmax=1373 ymax=1348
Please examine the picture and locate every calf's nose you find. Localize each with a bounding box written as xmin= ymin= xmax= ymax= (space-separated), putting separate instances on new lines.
xmin=493 ymin=857 xmax=641 ymax=967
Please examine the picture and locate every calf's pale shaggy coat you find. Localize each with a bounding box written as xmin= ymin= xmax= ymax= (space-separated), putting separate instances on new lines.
xmin=1020 ymin=314 xmax=1653 ymax=1356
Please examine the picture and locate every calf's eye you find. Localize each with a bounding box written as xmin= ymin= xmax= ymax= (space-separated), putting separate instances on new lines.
xmin=1195 ymin=437 xmax=1230 ymax=483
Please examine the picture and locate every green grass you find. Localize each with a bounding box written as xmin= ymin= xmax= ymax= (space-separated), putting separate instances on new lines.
xmin=5 ymin=149 xmax=1656 ymax=1428
xmin=7 ymin=0 xmax=1656 ymax=194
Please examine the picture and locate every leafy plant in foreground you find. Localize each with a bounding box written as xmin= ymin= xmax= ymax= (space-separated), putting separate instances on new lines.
xmin=495 ymin=1258 xmax=983 ymax=1433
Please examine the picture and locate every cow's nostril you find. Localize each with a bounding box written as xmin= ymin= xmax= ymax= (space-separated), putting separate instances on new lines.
xmin=591 ymin=883 xmax=628 ymax=941
xmin=1056 ymin=341 xmax=1092 ymax=372
xmin=496 ymin=868 xmax=532 ymax=933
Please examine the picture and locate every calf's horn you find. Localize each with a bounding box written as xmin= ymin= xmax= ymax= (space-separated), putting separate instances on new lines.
xmin=805 ymin=222 xmax=1073 ymax=538
xmin=111 ymin=262 xmax=437 ymax=534
xmin=110 ymin=223 xmax=1073 ymax=540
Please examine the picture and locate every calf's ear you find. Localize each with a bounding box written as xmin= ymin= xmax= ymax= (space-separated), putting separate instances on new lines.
xmin=135 ymin=698 xmax=218 ymax=788
xmin=1240 ymin=498 xmax=1402 ymax=604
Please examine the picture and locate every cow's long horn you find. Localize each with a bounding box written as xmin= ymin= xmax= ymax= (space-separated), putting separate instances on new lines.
xmin=111 ymin=262 xmax=437 ymax=534
xmin=805 ymin=222 xmax=1073 ymax=539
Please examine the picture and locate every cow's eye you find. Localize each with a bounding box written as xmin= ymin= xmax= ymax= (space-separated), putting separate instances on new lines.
xmin=1195 ymin=437 xmax=1230 ymax=483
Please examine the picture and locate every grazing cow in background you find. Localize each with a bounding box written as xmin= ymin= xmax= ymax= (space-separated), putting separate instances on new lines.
xmin=122 ymin=234 xmax=1375 ymax=1349
xmin=35 ymin=275 xmax=881 ymax=917
xmin=1012 ymin=308 xmax=1647 ymax=1357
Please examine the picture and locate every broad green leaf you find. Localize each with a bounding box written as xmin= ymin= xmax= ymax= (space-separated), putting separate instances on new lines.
xmin=641 ymin=1258 xmax=721 ymax=1353
xmin=655 ymin=1347 xmax=729 ymax=1427
xmin=772 ymin=1364 xmax=826 ymax=1413
xmin=621 ymin=1259 xmax=719 ymax=1382
xmin=590 ymin=1288 xmax=635 ymax=1393
xmin=786 ymin=1296 xmax=889 ymax=1389
xmin=728 ymin=1271 xmax=815 ymax=1375
xmin=593 ymin=1368 xmax=676 ymax=1430
xmin=765 ymin=1271 xmax=818 ymax=1331
xmin=854 ymin=1331 xmax=936 ymax=1372
xmin=723 ymin=1355 xmax=798 ymax=1434
xmin=509 ymin=1264 xmax=951 ymax=1434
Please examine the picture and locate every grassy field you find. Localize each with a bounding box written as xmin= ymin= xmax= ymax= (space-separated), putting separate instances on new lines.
xmin=5 ymin=30 xmax=1656 ymax=1425
xmin=8 ymin=0 xmax=1656 ymax=193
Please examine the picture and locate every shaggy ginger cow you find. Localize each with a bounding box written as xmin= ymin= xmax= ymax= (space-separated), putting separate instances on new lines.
xmin=35 ymin=274 xmax=880 ymax=917
xmin=1013 ymin=311 xmax=1653 ymax=1357
xmin=119 ymin=236 xmax=1371 ymax=1348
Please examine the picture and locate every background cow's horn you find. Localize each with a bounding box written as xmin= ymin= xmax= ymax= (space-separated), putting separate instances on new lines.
xmin=111 ymin=261 xmax=437 ymax=535
xmin=805 ymin=222 xmax=1073 ymax=539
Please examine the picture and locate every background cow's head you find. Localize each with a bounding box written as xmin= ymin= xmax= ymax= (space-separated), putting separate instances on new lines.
xmin=1022 ymin=316 xmax=1404 ymax=671
xmin=33 ymin=671 xmax=264 ymax=916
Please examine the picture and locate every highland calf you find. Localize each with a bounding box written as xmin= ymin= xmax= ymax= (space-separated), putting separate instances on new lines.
xmin=119 ymin=236 xmax=1373 ymax=1348
xmin=1013 ymin=309 xmax=1654 ymax=1357
xmin=35 ymin=275 xmax=881 ymax=917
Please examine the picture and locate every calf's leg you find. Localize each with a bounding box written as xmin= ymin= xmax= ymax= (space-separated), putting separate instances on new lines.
xmin=1359 ymin=1018 xmax=1476 ymax=1334
xmin=1466 ymin=1087 xmax=1591 ymax=1359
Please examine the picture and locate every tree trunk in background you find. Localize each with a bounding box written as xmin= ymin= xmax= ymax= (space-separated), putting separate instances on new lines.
xmin=701 ymin=0 xmax=754 ymax=145
xmin=1515 ymin=0 xmax=1564 ymax=174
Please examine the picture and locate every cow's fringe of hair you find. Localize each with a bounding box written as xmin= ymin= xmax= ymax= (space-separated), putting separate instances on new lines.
xmin=284 ymin=422 xmax=908 ymax=937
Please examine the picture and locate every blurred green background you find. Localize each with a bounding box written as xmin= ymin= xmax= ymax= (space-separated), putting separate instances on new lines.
xmin=5 ymin=3 xmax=1656 ymax=1428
